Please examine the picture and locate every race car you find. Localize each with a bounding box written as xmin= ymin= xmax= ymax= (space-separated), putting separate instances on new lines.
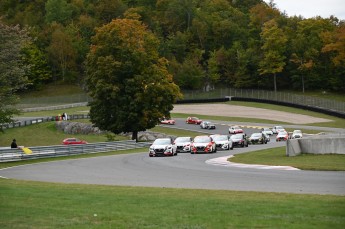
xmin=210 ymin=134 xmax=233 ymax=150
xmin=200 ymin=121 xmax=216 ymax=129
xmin=191 ymin=135 xmax=216 ymax=154
xmin=186 ymin=117 xmax=203 ymax=125
xmin=160 ymin=118 xmax=175 ymax=125
xmin=149 ymin=138 xmax=177 ymax=157
xmin=229 ymin=126 xmax=243 ymax=134
xmin=174 ymin=136 xmax=193 ymax=153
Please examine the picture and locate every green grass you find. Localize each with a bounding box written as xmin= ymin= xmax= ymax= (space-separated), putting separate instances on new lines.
xmin=16 ymin=106 xmax=89 ymax=117
xmin=230 ymin=147 xmax=345 ymax=171
xmin=19 ymin=83 xmax=85 ymax=98
xmin=0 ymin=122 xmax=128 ymax=147
xmin=0 ymin=179 xmax=344 ymax=229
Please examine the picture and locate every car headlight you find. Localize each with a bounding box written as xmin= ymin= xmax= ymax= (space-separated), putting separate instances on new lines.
xmin=149 ymin=146 xmax=154 ymax=151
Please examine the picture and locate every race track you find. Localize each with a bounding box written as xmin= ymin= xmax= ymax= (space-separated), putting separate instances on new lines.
xmin=1 ymin=139 xmax=344 ymax=195
xmin=2 ymin=114 xmax=345 ymax=195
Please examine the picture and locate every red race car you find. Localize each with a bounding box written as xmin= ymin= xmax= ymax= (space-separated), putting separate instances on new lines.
xmin=229 ymin=125 xmax=244 ymax=134
xmin=186 ymin=116 xmax=202 ymax=125
xmin=62 ymin=138 xmax=88 ymax=145
xmin=191 ymin=135 xmax=216 ymax=154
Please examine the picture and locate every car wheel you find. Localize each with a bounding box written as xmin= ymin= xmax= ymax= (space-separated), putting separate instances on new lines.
xmin=241 ymin=142 xmax=244 ymax=147
xmin=214 ymin=147 xmax=217 ymax=153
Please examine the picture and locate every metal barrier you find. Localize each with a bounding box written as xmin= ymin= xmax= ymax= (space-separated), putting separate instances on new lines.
xmin=0 ymin=114 xmax=90 ymax=130
xmin=0 ymin=140 xmax=151 ymax=162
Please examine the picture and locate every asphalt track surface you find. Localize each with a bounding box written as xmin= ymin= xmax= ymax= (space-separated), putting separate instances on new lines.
xmin=1 ymin=119 xmax=345 ymax=195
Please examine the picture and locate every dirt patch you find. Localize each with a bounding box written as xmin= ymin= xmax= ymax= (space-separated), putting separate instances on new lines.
xmin=172 ymin=104 xmax=332 ymax=124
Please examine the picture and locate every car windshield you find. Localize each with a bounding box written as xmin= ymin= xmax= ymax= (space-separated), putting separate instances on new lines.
xmin=251 ymin=133 xmax=262 ymax=138
xmin=153 ymin=139 xmax=171 ymax=145
xmin=175 ymin=137 xmax=191 ymax=143
xmin=276 ymin=126 xmax=284 ymax=130
xmin=277 ymin=132 xmax=287 ymax=136
xmin=293 ymin=130 xmax=302 ymax=134
xmin=263 ymin=128 xmax=271 ymax=131
xmin=213 ymin=135 xmax=228 ymax=141
xmin=194 ymin=136 xmax=211 ymax=143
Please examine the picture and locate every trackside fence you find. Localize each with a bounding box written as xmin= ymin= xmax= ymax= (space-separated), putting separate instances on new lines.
xmin=0 ymin=114 xmax=90 ymax=130
xmin=182 ymin=88 xmax=345 ymax=114
xmin=0 ymin=140 xmax=150 ymax=162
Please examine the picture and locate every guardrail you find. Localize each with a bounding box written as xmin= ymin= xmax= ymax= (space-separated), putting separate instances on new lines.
xmin=22 ymin=102 xmax=88 ymax=112
xmin=0 ymin=140 xmax=151 ymax=162
xmin=0 ymin=114 xmax=90 ymax=130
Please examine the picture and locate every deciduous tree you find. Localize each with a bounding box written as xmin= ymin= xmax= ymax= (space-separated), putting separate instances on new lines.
xmin=259 ymin=19 xmax=287 ymax=92
xmin=86 ymin=18 xmax=181 ymax=141
xmin=0 ymin=22 xmax=31 ymax=130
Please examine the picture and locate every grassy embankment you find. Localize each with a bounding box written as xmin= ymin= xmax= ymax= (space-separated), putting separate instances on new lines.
xmin=1 ymin=179 xmax=344 ymax=229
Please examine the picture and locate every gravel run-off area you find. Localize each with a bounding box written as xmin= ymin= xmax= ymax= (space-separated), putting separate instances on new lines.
xmin=172 ymin=104 xmax=331 ymax=124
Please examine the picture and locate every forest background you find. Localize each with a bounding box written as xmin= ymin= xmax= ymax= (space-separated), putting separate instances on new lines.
xmin=0 ymin=0 xmax=344 ymax=93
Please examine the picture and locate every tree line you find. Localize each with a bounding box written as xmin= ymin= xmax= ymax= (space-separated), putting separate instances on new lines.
xmin=1 ymin=0 xmax=344 ymax=93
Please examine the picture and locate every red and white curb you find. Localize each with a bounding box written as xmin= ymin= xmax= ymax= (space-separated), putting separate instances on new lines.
xmin=206 ymin=155 xmax=300 ymax=171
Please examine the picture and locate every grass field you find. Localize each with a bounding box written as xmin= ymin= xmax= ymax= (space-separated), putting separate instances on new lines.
xmin=230 ymin=147 xmax=345 ymax=171
xmin=1 ymin=179 xmax=344 ymax=229
xmin=0 ymin=122 xmax=128 ymax=147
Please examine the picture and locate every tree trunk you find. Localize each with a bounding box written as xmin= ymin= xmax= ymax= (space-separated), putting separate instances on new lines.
xmin=132 ymin=131 xmax=138 ymax=142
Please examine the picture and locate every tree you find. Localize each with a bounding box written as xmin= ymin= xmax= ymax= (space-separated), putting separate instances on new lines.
xmin=45 ymin=0 xmax=73 ymax=25
xmin=259 ymin=19 xmax=287 ymax=92
xmin=86 ymin=18 xmax=181 ymax=141
xmin=22 ymin=44 xmax=52 ymax=90
xmin=322 ymin=24 xmax=345 ymax=66
xmin=46 ymin=23 xmax=77 ymax=82
xmin=0 ymin=22 xmax=30 ymax=130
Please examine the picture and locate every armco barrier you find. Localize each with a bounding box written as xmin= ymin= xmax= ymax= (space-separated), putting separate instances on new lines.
xmin=0 ymin=114 xmax=90 ymax=130
xmin=0 ymin=140 xmax=150 ymax=162
xmin=286 ymin=135 xmax=345 ymax=156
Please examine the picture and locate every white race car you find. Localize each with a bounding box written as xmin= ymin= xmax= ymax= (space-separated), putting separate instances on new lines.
xmin=210 ymin=134 xmax=233 ymax=150
xmin=291 ymin=130 xmax=303 ymax=139
xmin=149 ymin=138 xmax=177 ymax=157
xmin=174 ymin=137 xmax=192 ymax=153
